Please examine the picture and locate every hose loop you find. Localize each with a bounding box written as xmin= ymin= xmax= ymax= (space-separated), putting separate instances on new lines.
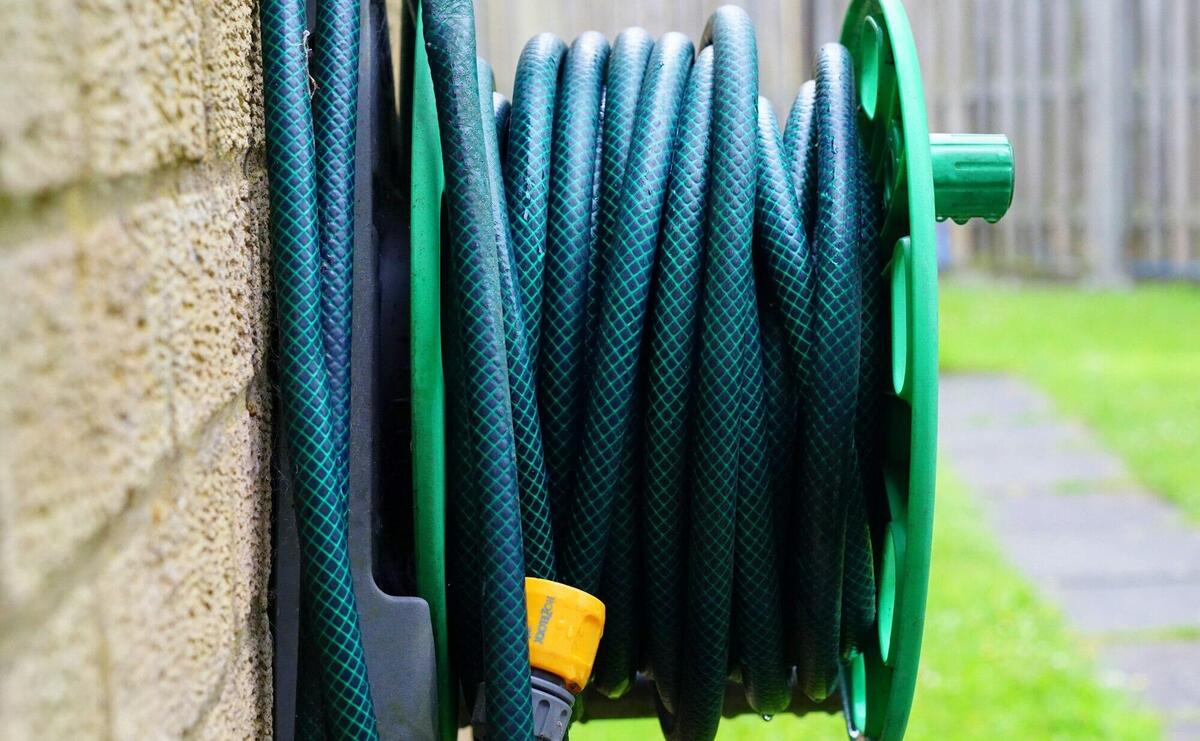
xmin=424 ymin=2 xmax=885 ymax=738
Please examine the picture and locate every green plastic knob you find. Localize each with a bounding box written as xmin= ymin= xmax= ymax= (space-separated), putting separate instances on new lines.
xmin=929 ymin=133 xmax=1014 ymax=224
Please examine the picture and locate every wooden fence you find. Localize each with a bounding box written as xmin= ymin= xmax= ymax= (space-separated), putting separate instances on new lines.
xmin=476 ymin=0 xmax=1200 ymax=282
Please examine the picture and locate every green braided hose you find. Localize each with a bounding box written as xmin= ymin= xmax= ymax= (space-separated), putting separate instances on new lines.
xmin=571 ymin=30 xmax=694 ymax=700
xmin=642 ymin=43 xmax=713 ymax=718
xmin=537 ymin=30 xmax=607 ymax=540
xmin=260 ymin=0 xmax=377 ymax=737
xmin=300 ymin=0 xmax=362 ymax=735
xmin=424 ymin=2 xmax=884 ymax=739
xmin=314 ymin=0 xmax=359 ymax=482
xmin=504 ymin=34 xmax=565 ymax=370
xmin=478 ymin=59 xmax=558 ymax=583
xmin=423 ymin=2 xmax=536 ymax=737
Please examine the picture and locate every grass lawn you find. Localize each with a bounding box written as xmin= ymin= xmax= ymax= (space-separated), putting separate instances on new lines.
xmin=571 ymin=472 xmax=1158 ymax=740
xmin=940 ymin=281 xmax=1200 ymax=518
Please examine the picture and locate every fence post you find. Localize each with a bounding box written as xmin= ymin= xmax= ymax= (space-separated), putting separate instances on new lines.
xmin=1085 ymin=0 xmax=1133 ymax=284
xmin=1167 ymin=0 xmax=1191 ymax=273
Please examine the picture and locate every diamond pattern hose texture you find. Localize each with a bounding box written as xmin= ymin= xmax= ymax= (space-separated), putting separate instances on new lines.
xmin=425 ymin=1 xmax=887 ymax=739
xmin=260 ymin=0 xmax=378 ymax=738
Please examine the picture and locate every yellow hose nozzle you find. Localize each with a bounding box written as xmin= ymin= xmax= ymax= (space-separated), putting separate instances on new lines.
xmin=525 ymin=577 xmax=606 ymax=694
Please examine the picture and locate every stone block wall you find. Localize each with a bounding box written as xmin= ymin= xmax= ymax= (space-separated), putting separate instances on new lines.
xmin=0 ymin=1 xmax=274 ymax=737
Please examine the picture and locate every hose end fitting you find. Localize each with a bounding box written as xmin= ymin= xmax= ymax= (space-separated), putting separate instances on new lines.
xmin=524 ymin=577 xmax=605 ymax=740
xmin=528 ymin=670 xmax=575 ymax=740
xmin=524 ymin=577 xmax=605 ymax=694
xmin=471 ymin=671 xmax=575 ymax=741
xmin=471 ymin=578 xmax=605 ymax=740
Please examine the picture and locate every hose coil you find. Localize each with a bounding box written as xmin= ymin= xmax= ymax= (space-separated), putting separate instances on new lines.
xmin=260 ymin=0 xmax=377 ymax=737
xmin=424 ymin=2 xmax=889 ymax=739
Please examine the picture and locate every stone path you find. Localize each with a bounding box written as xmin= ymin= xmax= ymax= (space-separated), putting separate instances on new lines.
xmin=939 ymin=375 xmax=1200 ymax=740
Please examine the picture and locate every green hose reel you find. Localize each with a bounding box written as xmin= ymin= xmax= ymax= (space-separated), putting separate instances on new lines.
xmin=404 ymin=1 xmax=1013 ymax=739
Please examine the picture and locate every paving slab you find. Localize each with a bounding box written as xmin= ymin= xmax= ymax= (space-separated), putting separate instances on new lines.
xmin=1099 ymin=640 xmax=1200 ymax=740
xmin=1052 ymin=582 xmax=1200 ymax=634
xmin=940 ymin=374 xmax=1200 ymax=738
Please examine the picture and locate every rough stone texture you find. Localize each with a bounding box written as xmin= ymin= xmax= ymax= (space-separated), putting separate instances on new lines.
xmin=0 ymin=0 xmax=85 ymax=194
xmin=0 ymin=171 xmax=270 ymax=605
xmin=99 ymin=391 xmax=271 ymax=738
xmin=0 ymin=0 xmax=263 ymax=196
xmin=192 ymin=612 xmax=274 ymax=740
xmin=165 ymin=174 xmax=271 ymax=442
xmin=80 ymin=0 xmax=207 ymax=180
xmin=198 ymin=0 xmax=265 ymax=156
xmin=0 ymin=1 xmax=272 ymax=738
xmin=0 ymin=585 xmax=108 ymax=739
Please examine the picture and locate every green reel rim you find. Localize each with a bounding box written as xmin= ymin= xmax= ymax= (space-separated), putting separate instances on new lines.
xmin=840 ymin=1 xmax=938 ymax=738
xmin=408 ymin=6 xmax=456 ymax=739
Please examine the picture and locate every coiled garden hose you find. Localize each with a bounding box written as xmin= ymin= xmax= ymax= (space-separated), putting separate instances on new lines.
xmin=261 ymin=0 xmax=378 ymax=737
xmin=424 ymin=2 xmax=887 ymax=739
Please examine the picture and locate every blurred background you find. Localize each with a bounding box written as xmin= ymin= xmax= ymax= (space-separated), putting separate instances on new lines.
xmin=474 ymin=1 xmax=1200 ymax=739
xmin=479 ymin=0 xmax=1200 ymax=284
xmin=0 ymin=0 xmax=1193 ymax=738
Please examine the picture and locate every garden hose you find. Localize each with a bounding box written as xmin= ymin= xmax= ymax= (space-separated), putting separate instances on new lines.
xmin=424 ymin=2 xmax=887 ymax=739
xmin=261 ymin=0 xmax=378 ymax=737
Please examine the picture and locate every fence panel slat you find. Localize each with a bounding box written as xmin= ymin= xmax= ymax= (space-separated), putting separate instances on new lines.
xmin=1021 ymin=0 xmax=1044 ymax=268
xmin=1142 ymin=0 xmax=1166 ymax=268
xmin=1168 ymin=0 xmax=1191 ymax=271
